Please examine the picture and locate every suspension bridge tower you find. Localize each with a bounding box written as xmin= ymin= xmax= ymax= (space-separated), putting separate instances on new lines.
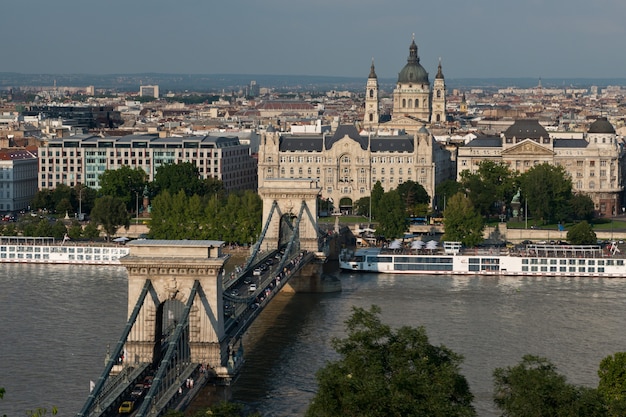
xmin=258 ymin=178 xmax=321 ymax=253
xmin=120 ymin=240 xmax=235 ymax=377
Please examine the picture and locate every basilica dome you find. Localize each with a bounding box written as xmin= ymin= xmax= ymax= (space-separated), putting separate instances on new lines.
xmin=397 ymin=39 xmax=429 ymax=84
xmin=588 ymin=117 xmax=615 ymax=134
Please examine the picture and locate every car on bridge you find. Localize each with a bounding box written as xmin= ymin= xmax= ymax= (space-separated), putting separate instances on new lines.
xmin=248 ymin=283 xmax=257 ymax=292
xmin=130 ymin=383 xmax=145 ymax=398
xmin=118 ymin=400 xmax=135 ymax=414
xmin=253 ymin=268 xmax=262 ymax=276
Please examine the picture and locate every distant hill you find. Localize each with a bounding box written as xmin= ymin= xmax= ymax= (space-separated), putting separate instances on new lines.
xmin=1 ymin=72 xmax=625 ymax=93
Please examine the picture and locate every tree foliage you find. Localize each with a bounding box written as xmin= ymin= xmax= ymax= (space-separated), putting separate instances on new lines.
xmin=566 ymin=220 xmax=597 ymax=245
xmin=598 ymin=352 xmax=626 ymax=417
xmin=375 ymin=189 xmax=409 ymax=240
xmin=493 ymin=355 xmax=606 ymax=417
xmin=370 ymin=181 xmax=385 ymax=222
xmin=90 ymin=195 xmax=130 ymax=239
xmin=148 ymin=190 xmax=262 ymax=244
xmin=306 ymin=305 xmax=475 ymax=417
xmin=153 ymin=162 xmax=224 ymax=198
xmin=98 ymin=166 xmax=147 ymax=211
xmin=396 ymin=180 xmax=430 ymax=216
xmin=520 ymin=163 xmax=573 ymax=224
xmin=442 ymin=193 xmax=484 ymax=247
xmin=435 ymin=179 xmax=462 ymax=213
xmin=570 ymin=194 xmax=595 ymax=222
xmin=460 ymin=160 xmax=517 ymax=217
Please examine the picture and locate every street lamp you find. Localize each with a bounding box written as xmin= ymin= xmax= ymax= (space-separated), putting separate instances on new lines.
xmin=135 ymin=191 xmax=139 ymax=225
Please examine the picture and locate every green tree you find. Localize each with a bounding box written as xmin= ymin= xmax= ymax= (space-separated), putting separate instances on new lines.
xmin=598 ymin=352 xmax=626 ymax=417
xmin=98 ymin=166 xmax=147 ymax=211
xmin=83 ymin=222 xmax=101 ymax=240
xmin=353 ymin=196 xmax=371 ymax=218
xmin=493 ymin=355 xmax=606 ymax=417
xmin=435 ymin=179 xmax=462 ymax=214
xmin=570 ymin=194 xmax=595 ymax=222
xmin=520 ymin=163 xmax=573 ymax=224
xmin=306 ymin=305 xmax=475 ymax=417
xmin=375 ymin=189 xmax=408 ymax=239
xmin=442 ymin=193 xmax=484 ymax=247
xmin=396 ymin=180 xmax=430 ymax=216
xmin=370 ymin=181 xmax=385 ymax=221
xmin=90 ymin=196 xmax=130 ymax=239
xmin=153 ymin=162 xmax=220 ymax=197
xmin=67 ymin=220 xmax=83 ymax=240
xmin=51 ymin=221 xmax=68 ymax=239
xmin=566 ymin=220 xmax=597 ymax=245
xmin=460 ymin=160 xmax=517 ymax=217
xmin=31 ymin=189 xmax=53 ymax=211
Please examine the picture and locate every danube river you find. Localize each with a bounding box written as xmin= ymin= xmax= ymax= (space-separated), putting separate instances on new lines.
xmin=2 ymin=263 xmax=626 ymax=417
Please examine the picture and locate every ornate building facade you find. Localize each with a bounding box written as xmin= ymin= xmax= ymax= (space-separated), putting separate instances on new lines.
xmin=258 ymin=124 xmax=454 ymax=214
xmin=457 ymin=118 xmax=625 ymax=216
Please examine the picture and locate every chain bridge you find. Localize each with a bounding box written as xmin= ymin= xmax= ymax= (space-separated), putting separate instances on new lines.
xmin=77 ymin=179 xmax=346 ymax=417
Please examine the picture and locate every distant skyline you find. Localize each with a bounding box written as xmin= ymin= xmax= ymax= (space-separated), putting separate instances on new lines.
xmin=3 ymin=0 xmax=626 ymax=80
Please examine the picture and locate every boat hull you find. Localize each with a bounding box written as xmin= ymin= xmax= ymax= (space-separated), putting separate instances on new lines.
xmin=0 ymin=243 xmax=130 ymax=265
xmin=339 ymin=247 xmax=626 ymax=278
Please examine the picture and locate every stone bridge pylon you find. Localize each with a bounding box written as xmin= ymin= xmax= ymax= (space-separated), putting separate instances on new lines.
xmin=119 ymin=240 xmax=234 ymax=377
xmin=258 ymin=179 xmax=321 ymax=253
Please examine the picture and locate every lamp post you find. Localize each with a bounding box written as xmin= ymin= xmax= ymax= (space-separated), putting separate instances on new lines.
xmin=135 ymin=191 xmax=139 ymax=225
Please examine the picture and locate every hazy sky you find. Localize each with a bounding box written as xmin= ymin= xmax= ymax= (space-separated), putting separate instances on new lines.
xmin=3 ymin=0 xmax=626 ymax=79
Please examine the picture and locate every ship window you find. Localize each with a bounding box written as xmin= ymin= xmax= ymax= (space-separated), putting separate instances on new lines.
xmin=588 ymin=267 xmax=595 ymax=273
xmin=550 ymin=266 xmax=557 ymax=272
xmin=560 ymin=267 xmax=567 ymax=272
xmin=540 ymin=266 xmax=547 ymax=272
xmin=618 ymin=260 xmax=624 ymax=266
xmin=598 ymin=267 xmax=605 ymax=273
xmin=569 ymin=267 xmax=576 ymax=272
xmin=560 ymin=259 xmax=567 ymax=265
xmin=579 ymin=267 xmax=585 ymax=273
xmin=578 ymin=259 xmax=585 ymax=265
xmin=588 ymin=260 xmax=595 ymax=265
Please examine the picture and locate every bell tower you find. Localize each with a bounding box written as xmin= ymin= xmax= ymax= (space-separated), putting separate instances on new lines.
xmin=364 ymin=58 xmax=379 ymax=131
xmin=432 ymin=58 xmax=446 ymax=125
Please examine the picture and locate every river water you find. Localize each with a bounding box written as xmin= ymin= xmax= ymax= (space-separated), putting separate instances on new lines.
xmin=2 ymin=263 xmax=626 ymax=417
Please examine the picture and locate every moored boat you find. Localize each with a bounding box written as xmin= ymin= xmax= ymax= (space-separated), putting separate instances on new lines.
xmin=0 ymin=236 xmax=131 ymax=265
xmin=339 ymin=241 xmax=626 ymax=277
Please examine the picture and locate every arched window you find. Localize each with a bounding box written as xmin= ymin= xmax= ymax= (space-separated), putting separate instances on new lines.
xmin=408 ymin=99 xmax=412 ymax=108
xmin=436 ymin=90 xmax=441 ymax=98
xmin=415 ymin=99 xmax=419 ymax=108
xmin=402 ymin=98 xmax=406 ymax=108
xmin=369 ymin=114 xmax=373 ymax=121
xmin=369 ymin=89 xmax=374 ymax=98
xmin=436 ymin=114 xmax=441 ymax=122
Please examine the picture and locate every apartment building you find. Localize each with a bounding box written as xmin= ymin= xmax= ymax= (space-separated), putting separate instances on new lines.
xmin=38 ymin=133 xmax=257 ymax=192
xmin=0 ymin=148 xmax=39 ymax=212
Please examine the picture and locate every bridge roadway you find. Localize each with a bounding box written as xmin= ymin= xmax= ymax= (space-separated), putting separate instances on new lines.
xmin=82 ymin=248 xmax=313 ymax=417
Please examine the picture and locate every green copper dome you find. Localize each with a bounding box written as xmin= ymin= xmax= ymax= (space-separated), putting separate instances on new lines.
xmin=397 ymin=39 xmax=429 ymax=84
xmin=588 ymin=117 xmax=615 ymax=134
